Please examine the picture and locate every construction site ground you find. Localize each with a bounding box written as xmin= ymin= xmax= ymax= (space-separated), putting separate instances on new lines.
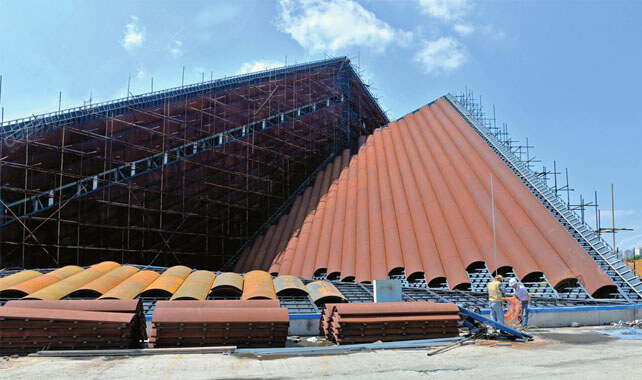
xmin=1 ymin=326 xmax=640 ymax=379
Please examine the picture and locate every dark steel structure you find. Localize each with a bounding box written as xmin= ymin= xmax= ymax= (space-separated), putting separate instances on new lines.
xmin=0 ymin=57 xmax=388 ymax=269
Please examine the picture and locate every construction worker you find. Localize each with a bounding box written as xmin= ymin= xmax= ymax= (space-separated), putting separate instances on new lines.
xmin=487 ymin=275 xmax=505 ymax=330
xmin=509 ymin=278 xmax=530 ymax=328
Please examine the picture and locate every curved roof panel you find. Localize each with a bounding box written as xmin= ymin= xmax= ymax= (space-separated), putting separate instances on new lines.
xmin=273 ymin=275 xmax=308 ymax=296
xmin=99 ymin=270 xmax=160 ymax=300
xmin=70 ymin=265 xmax=140 ymax=298
xmin=210 ymin=272 xmax=244 ymax=296
xmin=139 ymin=265 xmax=192 ymax=297
xmin=235 ymin=97 xmax=616 ymax=296
xmin=0 ymin=266 xmax=83 ymax=297
xmin=24 ymin=261 xmax=121 ymax=300
xmin=0 ymin=270 xmax=42 ymax=291
xmin=241 ymin=270 xmax=276 ymax=300
xmin=170 ymin=270 xmax=216 ymax=300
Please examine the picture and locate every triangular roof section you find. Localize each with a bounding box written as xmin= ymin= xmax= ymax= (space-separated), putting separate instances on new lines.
xmin=235 ymin=96 xmax=615 ymax=297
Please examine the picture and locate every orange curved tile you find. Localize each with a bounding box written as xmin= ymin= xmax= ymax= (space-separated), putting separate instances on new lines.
xmin=299 ymin=155 xmax=341 ymax=279
xmin=139 ymin=265 xmax=192 ymax=297
xmin=0 ymin=265 xmax=83 ymax=297
xmin=24 ymin=261 xmax=121 ymax=300
xmin=70 ymin=265 xmax=140 ymax=297
xmin=273 ymin=275 xmax=308 ymax=296
xmin=99 ymin=270 xmax=160 ymax=299
xmin=170 ymin=270 xmax=216 ymax=300
xmin=306 ymin=281 xmax=346 ymax=304
xmin=210 ymin=272 xmax=244 ymax=296
xmin=0 ymin=270 xmax=42 ymax=291
xmin=241 ymin=270 xmax=276 ymax=300
xmin=313 ymin=150 xmax=350 ymax=276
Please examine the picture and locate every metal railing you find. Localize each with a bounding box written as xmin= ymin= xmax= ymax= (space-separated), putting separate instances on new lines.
xmin=445 ymin=93 xmax=642 ymax=300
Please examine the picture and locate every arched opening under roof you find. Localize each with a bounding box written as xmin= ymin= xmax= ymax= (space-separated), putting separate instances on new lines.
xmin=313 ymin=268 xmax=327 ymax=278
xmin=521 ymin=271 xmax=544 ymax=284
xmin=406 ymin=271 xmax=424 ymax=283
xmin=490 ymin=265 xmax=513 ymax=277
xmin=0 ymin=289 xmax=28 ymax=298
xmin=68 ymin=289 xmax=102 ymax=298
xmin=341 ymin=275 xmax=355 ymax=283
xmin=388 ymin=267 xmax=404 ymax=277
xmin=138 ymin=289 xmax=172 ymax=298
xmin=465 ymin=261 xmax=487 ymax=272
xmin=454 ymin=282 xmax=471 ymax=291
xmin=327 ymin=272 xmax=340 ymax=281
xmin=428 ymin=277 xmax=448 ymax=289
xmin=592 ymin=285 xmax=620 ymax=299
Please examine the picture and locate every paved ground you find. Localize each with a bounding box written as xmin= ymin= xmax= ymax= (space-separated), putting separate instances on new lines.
xmin=1 ymin=327 xmax=641 ymax=379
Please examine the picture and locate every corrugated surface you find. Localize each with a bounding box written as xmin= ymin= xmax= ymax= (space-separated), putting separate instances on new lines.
xmin=235 ymin=97 xmax=615 ymax=296
xmin=99 ymin=270 xmax=161 ymax=300
xmin=24 ymin=262 xmax=121 ymax=300
xmin=0 ymin=270 xmax=42 ymax=291
xmin=70 ymin=266 xmax=140 ymax=297
xmin=139 ymin=265 xmax=192 ymax=297
xmin=170 ymin=270 xmax=216 ymax=300
xmin=0 ymin=266 xmax=83 ymax=297
xmin=0 ymin=264 xmax=339 ymax=301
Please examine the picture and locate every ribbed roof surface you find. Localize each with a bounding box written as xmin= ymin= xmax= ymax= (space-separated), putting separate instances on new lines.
xmin=0 ymin=263 xmax=342 ymax=301
xmin=235 ymin=97 xmax=615 ymax=296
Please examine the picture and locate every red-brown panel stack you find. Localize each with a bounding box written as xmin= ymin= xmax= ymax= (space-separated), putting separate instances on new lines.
xmin=321 ymin=302 xmax=460 ymax=345
xmin=0 ymin=306 xmax=139 ymax=356
xmin=3 ymin=300 xmax=147 ymax=345
xmin=150 ymin=300 xmax=289 ymax=348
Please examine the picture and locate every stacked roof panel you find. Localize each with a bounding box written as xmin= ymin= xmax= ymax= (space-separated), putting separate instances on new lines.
xmin=321 ymin=302 xmax=460 ymax=345
xmin=0 ymin=300 xmax=146 ymax=355
xmin=235 ymin=97 xmax=616 ymax=297
xmin=150 ymin=300 xmax=289 ymax=348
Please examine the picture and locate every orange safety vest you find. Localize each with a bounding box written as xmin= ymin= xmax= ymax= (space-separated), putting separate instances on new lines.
xmin=487 ymin=280 xmax=502 ymax=302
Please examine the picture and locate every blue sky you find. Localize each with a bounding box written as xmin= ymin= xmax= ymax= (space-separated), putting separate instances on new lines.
xmin=1 ymin=0 xmax=640 ymax=250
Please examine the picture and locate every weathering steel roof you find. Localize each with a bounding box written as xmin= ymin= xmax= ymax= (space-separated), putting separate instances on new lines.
xmin=235 ymin=96 xmax=615 ymax=296
xmin=0 ymin=264 xmax=343 ymax=301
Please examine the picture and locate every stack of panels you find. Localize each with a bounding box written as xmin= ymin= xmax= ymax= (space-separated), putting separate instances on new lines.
xmin=3 ymin=300 xmax=147 ymax=344
xmin=0 ymin=307 xmax=138 ymax=356
xmin=321 ymin=302 xmax=460 ymax=345
xmin=150 ymin=300 xmax=289 ymax=348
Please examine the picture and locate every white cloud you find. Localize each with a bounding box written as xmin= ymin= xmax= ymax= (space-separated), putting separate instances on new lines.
xmin=237 ymin=60 xmax=283 ymax=75
xmin=418 ymin=0 xmax=471 ymax=22
xmin=121 ymin=16 xmax=145 ymax=51
xmin=168 ymin=40 xmax=183 ymax=57
xmin=277 ymin=0 xmax=412 ymax=53
xmin=415 ymin=37 xmax=467 ymax=75
xmin=136 ymin=66 xmax=146 ymax=79
xmin=480 ymin=24 xmax=506 ymax=40
xmin=453 ymin=23 xmax=474 ymax=36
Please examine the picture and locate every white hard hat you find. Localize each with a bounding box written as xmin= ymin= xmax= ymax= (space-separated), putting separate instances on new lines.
xmin=508 ymin=278 xmax=518 ymax=287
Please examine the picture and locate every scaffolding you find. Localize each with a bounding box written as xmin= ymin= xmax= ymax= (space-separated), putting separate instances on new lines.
xmin=0 ymin=57 xmax=388 ymax=269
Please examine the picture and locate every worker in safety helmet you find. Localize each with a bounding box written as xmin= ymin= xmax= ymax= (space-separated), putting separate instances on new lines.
xmin=509 ymin=278 xmax=530 ymax=328
xmin=487 ymin=274 xmax=505 ymax=330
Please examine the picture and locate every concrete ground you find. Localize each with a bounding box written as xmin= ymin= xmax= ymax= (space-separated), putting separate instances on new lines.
xmin=1 ymin=327 xmax=641 ymax=379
